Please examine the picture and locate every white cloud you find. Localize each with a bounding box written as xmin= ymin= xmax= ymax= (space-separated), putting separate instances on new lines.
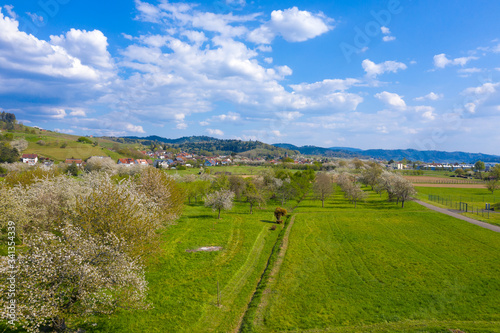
xmin=199 ymin=121 xmax=210 ymax=126
xmin=382 ymin=35 xmax=396 ymax=42
xmin=207 ymin=128 xmax=224 ymax=136
xmin=126 ymin=124 xmax=145 ymax=133
xmin=26 ymin=12 xmax=43 ymax=24
xmin=362 ymin=59 xmax=407 ymax=78
xmin=415 ymin=92 xmax=443 ymax=101
xmin=463 ymin=82 xmax=499 ymax=96
xmin=248 ymin=7 xmax=332 ymax=44
xmin=50 ymin=29 xmax=114 ymax=70
xmin=264 ymin=57 xmax=273 ymax=64
xmin=69 ymin=108 xmax=87 ymax=117
xmin=457 ymin=67 xmax=482 ymax=74
xmin=3 ymin=5 xmax=16 ymax=19
xmin=381 ymin=26 xmax=391 ymax=34
xmin=414 ymin=105 xmax=436 ymax=121
xmin=54 ymin=128 xmax=75 ymax=134
xmin=213 ymin=112 xmax=241 ymax=122
xmin=464 ymin=102 xmax=476 ymax=114
xmin=276 ymin=111 xmax=303 ymax=121
xmin=433 ymin=53 xmax=478 ymax=69
xmin=375 ymin=91 xmax=406 ymax=110
xmin=176 ymin=122 xmax=188 ymax=130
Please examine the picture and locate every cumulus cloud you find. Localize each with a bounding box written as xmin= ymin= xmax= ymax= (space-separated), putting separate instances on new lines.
xmin=248 ymin=7 xmax=332 ymax=44
xmin=276 ymin=111 xmax=303 ymax=121
xmin=380 ymin=26 xmax=395 ymax=42
xmin=415 ymin=92 xmax=443 ymax=101
xmin=362 ymin=59 xmax=407 ymax=78
xmin=414 ymin=105 xmax=436 ymax=121
xmin=375 ymin=91 xmax=406 ymax=110
xmin=207 ymin=128 xmax=224 ymax=136
xmin=433 ymin=53 xmax=478 ymax=69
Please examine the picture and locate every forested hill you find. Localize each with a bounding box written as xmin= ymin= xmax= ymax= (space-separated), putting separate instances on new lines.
xmin=108 ymin=135 xmax=297 ymax=157
xmin=273 ymin=143 xmax=500 ymax=163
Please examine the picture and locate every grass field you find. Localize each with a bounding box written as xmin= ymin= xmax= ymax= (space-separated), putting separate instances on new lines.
xmin=416 ymin=186 xmax=500 ymax=227
xmin=84 ymin=197 xmax=297 ymax=333
xmin=254 ymin=189 xmax=500 ymax=332
xmin=8 ymin=129 xmax=137 ymax=162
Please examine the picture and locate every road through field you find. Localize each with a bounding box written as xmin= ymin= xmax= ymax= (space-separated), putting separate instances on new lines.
xmin=413 ymin=199 xmax=500 ymax=233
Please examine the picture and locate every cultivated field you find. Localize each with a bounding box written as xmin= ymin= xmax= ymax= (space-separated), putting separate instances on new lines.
xmin=253 ymin=190 xmax=500 ymax=332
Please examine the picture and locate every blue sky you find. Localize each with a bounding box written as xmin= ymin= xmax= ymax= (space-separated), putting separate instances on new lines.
xmin=1 ymin=0 xmax=500 ymax=154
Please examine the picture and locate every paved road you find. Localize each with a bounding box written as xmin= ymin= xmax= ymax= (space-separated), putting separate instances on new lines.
xmin=414 ymin=199 xmax=500 ymax=233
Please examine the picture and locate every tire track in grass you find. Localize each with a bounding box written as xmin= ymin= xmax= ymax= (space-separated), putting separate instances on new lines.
xmin=252 ymin=215 xmax=296 ymax=331
xmin=193 ymin=224 xmax=268 ymax=332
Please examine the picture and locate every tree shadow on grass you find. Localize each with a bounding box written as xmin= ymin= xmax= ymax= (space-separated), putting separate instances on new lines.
xmin=260 ymin=220 xmax=277 ymax=224
xmin=186 ymin=214 xmax=214 ymax=219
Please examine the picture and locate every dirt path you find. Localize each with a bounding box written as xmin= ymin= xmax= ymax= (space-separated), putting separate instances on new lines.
xmin=414 ymin=199 xmax=500 ymax=233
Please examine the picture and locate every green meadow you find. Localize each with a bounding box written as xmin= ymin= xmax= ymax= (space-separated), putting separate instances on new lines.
xmin=89 ymin=198 xmax=294 ymax=333
xmin=416 ymin=186 xmax=500 ymax=227
xmin=254 ymin=190 xmax=500 ymax=332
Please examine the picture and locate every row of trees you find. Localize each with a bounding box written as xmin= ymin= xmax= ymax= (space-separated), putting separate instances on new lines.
xmin=178 ymin=168 xmax=315 ymax=219
xmin=0 ymin=168 xmax=184 ymax=332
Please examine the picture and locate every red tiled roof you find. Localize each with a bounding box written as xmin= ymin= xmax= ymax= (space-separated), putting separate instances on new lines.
xmin=22 ymin=154 xmax=38 ymax=159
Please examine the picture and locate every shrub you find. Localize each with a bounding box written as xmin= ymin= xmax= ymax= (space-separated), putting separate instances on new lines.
xmin=274 ymin=207 xmax=287 ymax=223
xmin=36 ymin=140 xmax=46 ymax=146
xmin=60 ymin=142 xmax=67 ymax=148
xmin=77 ymin=136 xmax=93 ymax=144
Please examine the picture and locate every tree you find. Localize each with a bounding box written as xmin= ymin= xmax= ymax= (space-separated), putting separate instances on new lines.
xmin=474 ymin=161 xmax=485 ymax=172
xmin=361 ymin=162 xmax=383 ymax=190
xmin=274 ymin=207 xmax=287 ymax=223
xmin=229 ymin=175 xmax=246 ymax=200
xmin=65 ymin=162 xmax=79 ymax=176
xmin=486 ymin=179 xmax=500 ymax=194
xmin=244 ymin=180 xmax=265 ymax=214
xmin=313 ymin=172 xmax=334 ymax=208
xmin=490 ymin=164 xmax=500 ymax=180
xmin=343 ymin=182 xmax=367 ymax=208
xmin=454 ymin=168 xmax=465 ymax=176
xmin=204 ymin=189 xmax=235 ymax=219
xmin=393 ymin=176 xmax=416 ymax=207
xmin=9 ymin=139 xmax=28 ymax=152
xmin=0 ymin=226 xmax=148 ymax=333
xmin=352 ymin=158 xmax=364 ymax=169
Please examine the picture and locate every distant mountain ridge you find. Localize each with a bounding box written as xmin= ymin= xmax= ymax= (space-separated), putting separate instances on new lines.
xmin=273 ymin=143 xmax=500 ymax=163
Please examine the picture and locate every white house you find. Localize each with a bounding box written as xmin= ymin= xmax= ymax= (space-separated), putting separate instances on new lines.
xmin=22 ymin=154 xmax=38 ymax=165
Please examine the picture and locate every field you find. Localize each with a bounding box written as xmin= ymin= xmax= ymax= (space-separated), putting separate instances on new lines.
xmin=8 ymin=130 xmax=136 ymax=162
xmin=86 ymin=196 xmax=302 ymax=333
xmin=252 ymin=190 xmax=500 ymax=332
xmin=416 ymin=186 xmax=500 ymax=227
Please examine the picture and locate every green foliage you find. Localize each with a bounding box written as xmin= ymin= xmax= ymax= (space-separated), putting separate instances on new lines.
xmin=0 ymin=143 xmax=19 ymax=163
xmin=474 ymin=160 xmax=485 ymax=171
xmin=274 ymin=207 xmax=287 ymax=223
xmin=65 ymin=162 xmax=79 ymax=176
xmin=77 ymin=136 xmax=93 ymax=144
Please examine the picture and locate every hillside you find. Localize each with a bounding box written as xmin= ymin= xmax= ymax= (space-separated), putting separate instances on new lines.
xmin=1 ymin=125 xmax=138 ymax=162
xmin=274 ymin=143 xmax=500 ymax=163
xmin=109 ymin=135 xmax=297 ymax=157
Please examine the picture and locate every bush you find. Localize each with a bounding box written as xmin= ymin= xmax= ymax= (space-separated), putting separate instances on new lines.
xmin=77 ymin=136 xmax=93 ymax=144
xmin=36 ymin=140 xmax=46 ymax=146
xmin=274 ymin=207 xmax=287 ymax=223
xmin=60 ymin=142 xmax=67 ymax=148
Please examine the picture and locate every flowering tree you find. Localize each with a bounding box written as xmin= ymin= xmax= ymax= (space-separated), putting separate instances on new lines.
xmin=0 ymin=226 xmax=148 ymax=333
xmin=204 ymin=189 xmax=235 ymax=219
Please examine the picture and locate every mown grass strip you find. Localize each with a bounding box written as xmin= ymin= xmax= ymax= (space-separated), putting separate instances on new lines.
xmin=238 ymin=214 xmax=292 ymax=333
